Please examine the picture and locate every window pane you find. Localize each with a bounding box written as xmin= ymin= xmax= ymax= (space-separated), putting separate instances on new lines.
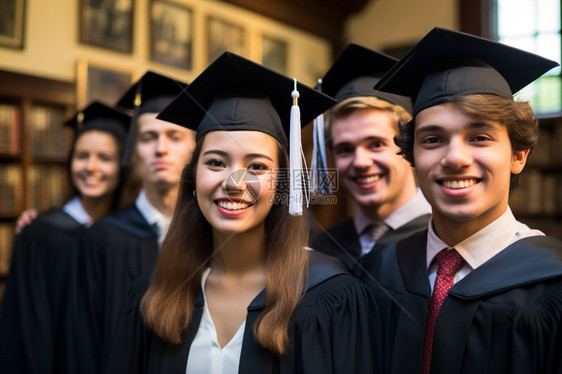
xmin=496 ymin=0 xmax=561 ymax=116
xmin=537 ymin=34 xmax=561 ymax=65
xmin=498 ymin=36 xmax=534 ymax=51
xmin=538 ymin=0 xmax=560 ymax=32
xmin=516 ymin=75 xmax=562 ymax=115
xmin=498 ymin=0 xmax=536 ymax=35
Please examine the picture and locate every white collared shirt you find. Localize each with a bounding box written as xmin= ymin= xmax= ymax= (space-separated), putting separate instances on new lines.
xmin=63 ymin=196 xmax=92 ymax=227
xmin=185 ymin=268 xmax=245 ymax=374
xmin=426 ymin=206 xmax=544 ymax=292
xmin=135 ymin=190 xmax=171 ymax=245
xmin=355 ymin=188 xmax=432 ymax=255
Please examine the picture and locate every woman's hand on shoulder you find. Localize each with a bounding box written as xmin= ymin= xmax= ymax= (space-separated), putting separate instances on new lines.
xmin=15 ymin=208 xmax=39 ymax=234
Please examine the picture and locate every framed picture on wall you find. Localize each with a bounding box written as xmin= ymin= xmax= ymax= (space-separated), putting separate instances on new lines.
xmin=262 ymin=35 xmax=287 ymax=74
xmin=150 ymin=0 xmax=192 ymax=70
xmin=206 ymin=16 xmax=245 ymax=64
xmin=0 ymin=0 xmax=25 ymax=49
xmin=79 ymin=0 xmax=134 ymax=54
xmin=76 ymin=59 xmax=133 ymax=108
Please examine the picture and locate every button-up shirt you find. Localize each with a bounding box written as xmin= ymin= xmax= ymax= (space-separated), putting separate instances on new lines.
xmin=135 ymin=190 xmax=171 ymax=246
xmin=426 ymin=206 xmax=544 ymax=292
xmin=185 ymin=268 xmax=245 ymax=374
xmin=355 ymin=188 xmax=432 ymax=255
xmin=63 ymin=196 xmax=92 ymax=227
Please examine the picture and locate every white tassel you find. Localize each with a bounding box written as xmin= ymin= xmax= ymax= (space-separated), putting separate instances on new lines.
xmin=289 ymin=78 xmax=304 ymax=216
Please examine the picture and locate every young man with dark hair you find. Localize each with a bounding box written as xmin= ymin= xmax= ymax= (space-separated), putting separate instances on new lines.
xmin=357 ymin=28 xmax=562 ymax=373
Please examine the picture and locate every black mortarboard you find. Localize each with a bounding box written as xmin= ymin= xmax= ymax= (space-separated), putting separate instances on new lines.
xmin=157 ymin=51 xmax=336 ymax=147
xmin=117 ymin=70 xmax=188 ymax=166
xmin=158 ymin=51 xmax=337 ymax=215
xmin=64 ymin=101 xmax=131 ymax=144
xmin=374 ymin=27 xmax=560 ymax=115
xmin=117 ymin=71 xmax=187 ymax=114
xmin=320 ymin=43 xmax=413 ymax=114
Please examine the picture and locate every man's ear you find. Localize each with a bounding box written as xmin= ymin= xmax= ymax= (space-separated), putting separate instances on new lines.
xmin=511 ymin=148 xmax=531 ymax=175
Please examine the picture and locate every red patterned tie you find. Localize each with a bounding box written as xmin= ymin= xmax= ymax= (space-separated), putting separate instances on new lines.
xmin=422 ymin=249 xmax=464 ymax=374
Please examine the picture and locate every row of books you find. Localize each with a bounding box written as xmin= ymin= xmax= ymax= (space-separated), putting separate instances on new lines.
xmin=28 ymin=165 xmax=68 ymax=211
xmin=26 ymin=105 xmax=67 ymax=158
xmin=0 ymin=164 xmax=69 ymax=215
xmin=0 ymin=104 xmax=68 ymax=158
xmin=0 ymin=222 xmax=15 ymax=278
xmin=0 ymin=104 xmax=20 ymax=155
xmin=510 ymin=168 xmax=562 ymax=215
xmin=529 ymin=121 xmax=562 ymax=167
xmin=0 ymin=165 xmax=23 ymax=213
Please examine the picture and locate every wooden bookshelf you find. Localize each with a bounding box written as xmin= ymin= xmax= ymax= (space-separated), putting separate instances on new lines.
xmin=509 ymin=116 xmax=562 ymax=240
xmin=0 ymin=69 xmax=75 ymax=299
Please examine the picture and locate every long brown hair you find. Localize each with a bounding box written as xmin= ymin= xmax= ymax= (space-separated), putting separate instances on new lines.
xmin=140 ymin=132 xmax=309 ymax=355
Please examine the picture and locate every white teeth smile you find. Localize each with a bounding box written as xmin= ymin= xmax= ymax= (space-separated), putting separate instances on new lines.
xmin=217 ymin=201 xmax=250 ymax=210
xmin=356 ymin=175 xmax=381 ymax=184
xmin=442 ymin=179 xmax=476 ymax=189
xmin=83 ymin=177 xmax=101 ymax=183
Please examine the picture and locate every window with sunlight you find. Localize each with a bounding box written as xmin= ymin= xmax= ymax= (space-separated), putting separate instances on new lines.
xmin=493 ymin=0 xmax=561 ymax=117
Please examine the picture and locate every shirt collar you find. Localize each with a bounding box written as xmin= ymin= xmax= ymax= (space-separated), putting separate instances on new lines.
xmin=135 ymin=189 xmax=170 ymax=229
xmin=385 ymin=188 xmax=432 ymax=230
xmin=63 ymin=196 xmax=92 ymax=227
xmin=354 ymin=188 xmax=432 ymax=233
xmin=426 ymin=207 xmax=520 ymax=270
xmin=354 ymin=208 xmax=375 ymax=235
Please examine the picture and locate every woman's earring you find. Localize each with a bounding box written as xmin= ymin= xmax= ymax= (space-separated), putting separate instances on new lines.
xmin=193 ymin=190 xmax=196 ymax=197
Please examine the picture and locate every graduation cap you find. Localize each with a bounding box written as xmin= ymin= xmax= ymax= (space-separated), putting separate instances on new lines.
xmin=309 ymin=44 xmax=414 ymax=195
xmin=117 ymin=71 xmax=188 ymax=166
xmin=373 ymin=27 xmax=560 ymax=115
xmin=158 ymin=51 xmax=337 ymax=215
xmin=320 ymin=43 xmax=413 ymax=113
xmin=65 ymin=101 xmax=131 ymax=144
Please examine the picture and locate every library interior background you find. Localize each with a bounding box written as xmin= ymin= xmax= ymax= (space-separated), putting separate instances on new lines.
xmin=1 ymin=0 xmax=561 ymax=303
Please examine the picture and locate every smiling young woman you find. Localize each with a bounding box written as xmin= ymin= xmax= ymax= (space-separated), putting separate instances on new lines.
xmin=0 ymin=102 xmax=131 ymax=374
xmin=105 ymin=52 xmax=382 ymax=374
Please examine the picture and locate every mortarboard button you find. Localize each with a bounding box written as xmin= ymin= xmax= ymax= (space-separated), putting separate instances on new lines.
xmin=116 ymin=71 xmax=188 ymax=166
xmin=64 ymin=101 xmax=131 ymax=143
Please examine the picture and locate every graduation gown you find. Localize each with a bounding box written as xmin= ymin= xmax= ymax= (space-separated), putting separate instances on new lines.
xmin=356 ymin=230 xmax=562 ymax=374
xmin=312 ymin=214 xmax=430 ymax=270
xmin=106 ymin=251 xmax=382 ymax=374
xmin=0 ymin=209 xmax=85 ymax=374
xmin=77 ymin=204 xmax=159 ymax=374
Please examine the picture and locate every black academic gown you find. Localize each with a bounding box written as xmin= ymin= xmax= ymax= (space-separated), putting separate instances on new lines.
xmin=77 ymin=204 xmax=159 ymax=374
xmin=106 ymin=251 xmax=382 ymax=374
xmin=0 ymin=209 xmax=85 ymax=374
xmin=356 ymin=230 xmax=562 ymax=374
xmin=312 ymin=214 xmax=430 ymax=270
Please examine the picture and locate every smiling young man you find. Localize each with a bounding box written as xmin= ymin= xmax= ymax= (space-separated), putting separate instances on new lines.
xmin=311 ymin=44 xmax=431 ymax=270
xmin=357 ymin=28 xmax=562 ymax=374
xmin=75 ymin=71 xmax=196 ymax=374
